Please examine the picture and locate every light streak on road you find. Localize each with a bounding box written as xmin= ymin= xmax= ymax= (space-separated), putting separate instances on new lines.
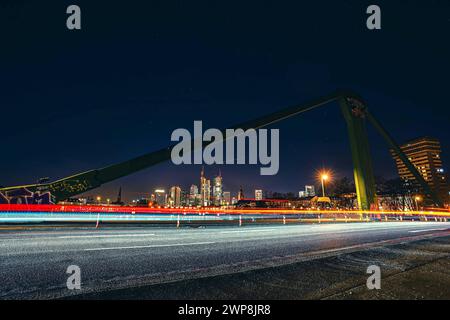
xmin=0 ymin=204 xmax=449 ymax=224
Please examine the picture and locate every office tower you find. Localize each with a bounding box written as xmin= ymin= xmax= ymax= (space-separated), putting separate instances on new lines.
xmin=237 ymin=186 xmax=244 ymax=200
xmin=255 ymin=189 xmax=263 ymax=200
xmin=391 ymin=137 xmax=448 ymax=204
xmin=154 ymin=189 xmax=167 ymax=206
xmin=200 ymin=167 xmax=211 ymax=206
xmin=305 ymin=185 xmax=315 ymax=197
xmin=299 ymin=191 xmax=306 ymax=198
xmin=169 ymin=186 xmax=182 ymax=207
xmin=213 ymin=172 xmax=223 ymax=206
xmin=189 ymin=184 xmax=199 ymax=206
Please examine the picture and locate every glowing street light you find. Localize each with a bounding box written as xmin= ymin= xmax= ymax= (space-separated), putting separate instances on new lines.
xmin=414 ymin=195 xmax=422 ymax=211
xmin=317 ymin=170 xmax=332 ymax=197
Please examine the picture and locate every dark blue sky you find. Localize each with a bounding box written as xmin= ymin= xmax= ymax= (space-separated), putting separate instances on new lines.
xmin=1 ymin=1 xmax=449 ymax=201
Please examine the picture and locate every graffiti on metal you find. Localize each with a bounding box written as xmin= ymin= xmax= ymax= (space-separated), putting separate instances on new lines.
xmin=0 ymin=188 xmax=54 ymax=204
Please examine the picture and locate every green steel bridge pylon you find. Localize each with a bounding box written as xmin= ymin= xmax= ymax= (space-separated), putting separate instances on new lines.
xmin=339 ymin=96 xmax=377 ymax=211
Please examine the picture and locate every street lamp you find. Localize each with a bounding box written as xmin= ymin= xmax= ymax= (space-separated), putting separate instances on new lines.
xmin=321 ymin=174 xmax=329 ymax=197
xmin=96 ymin=196 xmax=101 ymax=204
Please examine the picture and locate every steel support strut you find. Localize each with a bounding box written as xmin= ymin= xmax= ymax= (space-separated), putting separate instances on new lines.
xmin=339 ymin=97 xmax=377 ymax=210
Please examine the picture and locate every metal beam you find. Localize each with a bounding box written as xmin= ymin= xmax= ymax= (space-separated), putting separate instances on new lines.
xmin=339 ymin=97 xmax=377 ymax=210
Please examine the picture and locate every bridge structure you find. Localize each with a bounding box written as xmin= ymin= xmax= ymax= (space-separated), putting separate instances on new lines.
xmin=0 ymin=90 xmax=444 ymax=209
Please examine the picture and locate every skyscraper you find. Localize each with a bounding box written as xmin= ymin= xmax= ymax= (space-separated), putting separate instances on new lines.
xmin=212 ymin=172 xmax=223 ymax=206
xmin=154 ymin=189 xmax=167 ymax=206
xmin=255 ymin=189 xmax=263 ymax=200
xmin=391 ymin=137 xmax=448 ymax=204
xmin=189 ymin=184 xmax=199 ymax=206
xmin=169 ymin=186 xmax=182 ymax=207
xmin=237 ymin=186 xmax=244 ymax=200
xmin=200 ymin=167 xmax=211 ymax=206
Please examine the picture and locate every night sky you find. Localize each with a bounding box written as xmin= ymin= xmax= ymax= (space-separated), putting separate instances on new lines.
xmin=1 ymin=1 xmax=449 ymax=201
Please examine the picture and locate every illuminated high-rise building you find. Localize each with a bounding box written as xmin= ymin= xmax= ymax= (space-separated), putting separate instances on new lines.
xmin=169 ymin=186 xmax=182 ymax=207
xmin=391 ymin=137 xmax=448 ymax=204
xmin=189 ymin=184 xmax=199 ymax=206
xmin=212 ymin=172 xmax=223 ymax=206
xmin=305 ymin=185 xmax=315 ymax=197
xmin=154 ymin=189 xmax=167 ymax=206
xmin=200 ymin=167 xmax=211 ymax=206
xmin=255 ymin=189 xmax=263 ymax=200
xmin=237 ymin=186 xmax=244 ymax=200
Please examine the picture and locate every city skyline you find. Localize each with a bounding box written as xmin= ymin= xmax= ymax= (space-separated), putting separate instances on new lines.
xmin=79 ymin=166 xmax=323 ymax=204
xmin=78 ymin=139 xmax=449 ymax=206
xmin=40 ymin=133 xmax=449 ymax=203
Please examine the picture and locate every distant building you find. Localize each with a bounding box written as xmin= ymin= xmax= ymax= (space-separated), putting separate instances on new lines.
xmin=85 ymin=196 xmax=95 ymax=205
xmin=305 ymin=185 xmax=315 ymax=197
xmin=299 ymin=185 xmax=315 ymax=198
xmin=200 ymin=168 xmax=211 ymax=206
xmin=111 ymin=187 xmax=124 ymax=206
xmin=189 ymin=184 xmax=199 ymax=206
xmin=212 ymin=173 xmax=223 ymax=206
xmin=391 ymin=136 xmax=449 ymax=204
xmin=154 ymin=189 xmax=167 ymax=206
xmin=180 ymin=189 xmax=188 ymax=206
xmin=136 ymin=198 xmax=150 ymax=207
xmin=169 ymin=186 xmax=182 ymax=207
xmin=237 ymin=186 xmax=244 ymax=200
xmin=195 ymin=193 xmax=202 ymax=206
xmin=255 ymin=189 xmax=263 ymax=200
xmin=223 ymin=191 xmax=231 ymax=205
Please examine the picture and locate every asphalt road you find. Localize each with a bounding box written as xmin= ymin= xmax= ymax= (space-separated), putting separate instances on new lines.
xmin=1 ymin=221 xmax=450 ymax=299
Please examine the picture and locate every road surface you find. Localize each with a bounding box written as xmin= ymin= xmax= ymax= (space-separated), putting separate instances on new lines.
xmin=1 ymin=221 xmax=450 ymax=299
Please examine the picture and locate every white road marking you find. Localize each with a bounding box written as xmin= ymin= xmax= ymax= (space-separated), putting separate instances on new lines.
xmin=219 ymin=228 xmax=278 ymax=234
xmin=84 ymin=241 xmax=215 ymax=251
xmin=409 ymin=228 xmax=448 ymax=233
xmin=58 ymin=233 xmax=156 ymax=239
